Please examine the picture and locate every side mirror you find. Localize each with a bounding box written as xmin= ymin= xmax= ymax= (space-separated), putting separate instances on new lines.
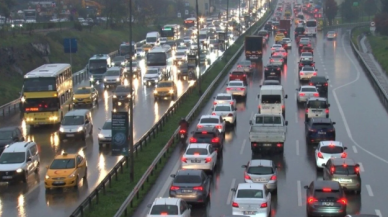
xmin=316 ymin=69 xmax=318 ymax=71
xmin=257 ymin=95 xmax=260 ymax=99
xmin=344 ymin=147 xmax=348 ymax=150
xmin=13 ymin=136 xmax=18 ymax=141
xmin=241 ymin=165 xmax=247 ymax=168
xmin=355 ymin=163 xmax=360 ymax=167
xmin=27 ymin=158 xmax=32 ymax=162
xmin=285 ymin=121 xmax=288 ymax=126
xmin=249 ymin=120 xmax=253 ymax=125
xmin=332 ymin=122 xmax=336 ymax=125
xmin=259 ymin=84 xmax=262 ymax=87
xmin=170 ymin=174 xmax=176 ymax=178
xmin=322 ymin=163 xmax=326 ymax=167
xmin=284 ymin=94 xmax=288 ymax=98
xmin=231 ymin=188 xmax=236 ymax=192
xmin=147 ymin=204 xmax=152 ymax=208
xmin=327 ymin=104 xmax=330 ymax=107
xmin=304 ymin=185 xmax=309 ymax=189
xmin=326 ymin=78 xmax=329 ymax=81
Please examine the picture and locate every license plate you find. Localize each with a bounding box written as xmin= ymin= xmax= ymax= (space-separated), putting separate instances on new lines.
xmin=270 ymin=72 xmax=275 ymax=75
xmin=38 ymin=122 xmax=45 ymax=125
xmin=2 ymin=176 xmax=12 ymax=179
xmin=54 ymin=181 xmax=64 ymax=184
xmin=318 ymin=132 xmax=326 ymax=135
xmin=191 ymin=160 xmax=200 ymax=163
xmin=322 ymin=202 xmax=334 ymax=206
xmin=66 ymin=134 xmax=75 ymax=137
xmin=316 ymin=84 xmax=322 ymax=86
xmin=182 ymin=190 xmax=192 ymax=193
xmin=262 ymin=106 xmax=270 ymax=109
xmin=180 ymin=134 xmax=185 ymax=138
xmin=312 ymin=110 xmax=320 ymax=113
xmin=263 ymin=144 xmax=272 ymax=146
xmin=255 ymin=178 xmax=266 ymax=182
xmin=243 ymin=211 xmax=256 ymax=215
xmin=250 ymin=57 xmax=258 ymax=59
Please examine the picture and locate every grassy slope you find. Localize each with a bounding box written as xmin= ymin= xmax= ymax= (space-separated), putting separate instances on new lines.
xmin=368 ymin=35 xmax=388 ymax=74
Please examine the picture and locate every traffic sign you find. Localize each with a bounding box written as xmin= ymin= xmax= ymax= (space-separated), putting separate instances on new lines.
xmin=185 ymin=10 xmax=189 ymax=15
xmin=177 ymin=12 xmax=181 ymax=18
xmin=353 ymin=2 xmax=359 ymax=6
xmin=63 ymin=38 xmax=77 ymax=53
xmin=370 ymin=22 xmax=375 ymax=27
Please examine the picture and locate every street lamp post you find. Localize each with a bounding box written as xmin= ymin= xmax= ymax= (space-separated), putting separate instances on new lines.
xmin=238 ymin=0 xmax=241 ymax=35
xmin=225 ymin=0 xmax=229 ymax=49
xmin=196 ymin=0 xmax=202 ymax=95
xmin=128 ymin=0 xmax=134 ymax=182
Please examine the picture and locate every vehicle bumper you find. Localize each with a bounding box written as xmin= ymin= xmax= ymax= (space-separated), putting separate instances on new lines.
xmin=307 ymin=112 xmax=327 ymax=118
xmin=337 ymin=182 xmax=361 ymax=191
xmin=182 ymin=163 xmax=213 ymax=171
xmin=45 ymin=177 xmax=78 ymax=188
xmin=24 ymin=116 xmax=60 ymax=125
xmin=307 ymin=206 xmax=346 ymax=217
xmin=297 ymin=96 xmax=308 ymax=102
xmin=233 ymin=210 xmax=268 ymax=216
xmin=58 ymin=131 xmax=85 ymax=139
xmin=170 ymin=192 xmax=207 ymax=203
xmin=143 ymin=80 xmax=158 ymax=85
xmin=226 ymin=90 xmax=247 ymax=97
xmin=98 ymin=138 xmax=112 ymax=144
xmin=307 ymin=135 xmax=335 ymax=144
xmin=245 ymin=180 xmax=277 ymax=190
xmin=299 ymin=75 xmax=315 ymax=80
xmin=251 ymin=142 xmax=284 ymax=153
xmin=0 ymin=171 xmax=24 ymax=182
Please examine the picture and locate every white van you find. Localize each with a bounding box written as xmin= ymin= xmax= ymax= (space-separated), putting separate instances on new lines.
xmin=146 ymin=32 xmax=160 ymax=46
xmin=257 ymin=85 xmax=288 ymax=117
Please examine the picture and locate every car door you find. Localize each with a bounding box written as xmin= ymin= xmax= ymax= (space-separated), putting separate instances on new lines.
xmin=264 ymin=187 xmax=271 ymax=215
xmin=209 ymin=146 xmax=217 ymax=163
xmin=77 ymin=155 xmax=86 ymax=177
xmin=322 ymin=160 xmax=331 ymax=179
xmin=26 ymin=150 xmax=34 ymax=174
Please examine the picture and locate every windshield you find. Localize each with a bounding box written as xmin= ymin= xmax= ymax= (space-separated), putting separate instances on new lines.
xmin=102 ymin=121 xmax=112 ymax=130
xmin=174 ymin=175 xmax=201 ymax=183
xmin=113 ymin=57 xmax=125 ymax=62
xmin=261 ymin=95 xmax=281 ymax=104
xmin=49 ymin=159 xmax=75 ymax=169
xmin=301 ymin=53 xmax=312 ymax=57
xmin=24 ymin=77 xmax=56 ymax=92
xmin=186 ymin=148 xmax=208 ymax=155
xmin=75 ymin=88 xmax=91 ymax=94
xmin=0 ymin=152 xmax=25 ymax=164
xmin=239 ymin=61 xmax=250 ymax=66
xmin=89 ymin=60 xmax=107 ymax=71
xmin=105 ymin=70 xmax=120 ymax=76
xmin=119 ymin=45 xmax=134 ymax=54
xmin=24 ymin=98 xmax=60 ymax=112
xmin=216 ymin=95 xmax=232 ymax=100
xmin=247 ymin=166 xmax=274 ymax=175
xmin=176 ymin=51 xmax=186 ymax=56
xmin=306 ymin=21 xmax=317 ymax=27
xmin=237 ymin=189 xmax=263 ymax=198
xmin=302 ymin=67 xmax=314 ymax=71
xmin=146 ymin=70 xmax=158 ymax=74
xmin=255 ymin=116 xmax=282 ymax=124
xmin=147 ymin=53 xmax=167 ymax=66
xmin=150 ymin=205 xmax=178 ymax=215
xmin=157 ymin=82 xmax=173 ymax=87
xmin=61 ymin=115 xmax=84 ymax=125
xmin=301 ymin=87 xmax=317 ymax=92
xmin=146 ymin=37 xmax=157 ymax=43
xmin=200 ymin=118 xmax=219 ymax=124
xmin=228 ymin=82 xmax=243 ymax=87
xmin=320 ymin=146 xmax=344 ymax=154
xmin=214 ymin=106 xmax=231 ymax=111
xmin=115 ymin=86 xmax=130 ymax=93
xmin=0 ymin=131 xmax=12 ymax=140
xmin=334 ymin=166 xmax=357 ymax=175
xmin=328 ymin=31 xmax=335 ymax=34
xmin=308 ymin=101 xmax=327 ymax=108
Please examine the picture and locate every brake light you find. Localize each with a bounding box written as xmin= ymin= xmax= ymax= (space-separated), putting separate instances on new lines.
xmin=299 ymin=93 xmax=305 ymax=96
xmin=277 ymin=143 xmax=282 ymax=147
xmin=306 ymin=108 xmax=309 ymax=113
xmin=270 ymin=175 xmax=277 ymax=180
xmin=307 ymin=197 xmax=318 ymax=204
xmin=337 ymin=198 xmax=347 ymax=205
xmin=181 ymin=157 xmax=187 ymax=163
xmin=313 ymin=93 xmax=319 ymax=97
xmin=212 ymin=112 xmax=216 ymax=115
xmin=226 ymin=88 xmax=231 ymax=91
xmin=244 ymin=172 xmax=251 ymax=180
xmin=170 ymin=186 xmax=180 ymax=190
xmin=299 ymin=44 xmax=303 ymax=46
xmin=309 ymin=82 xmax=313 ymax=86
xmin=277 ymin=67 xmax=280 ymax=70
xmin=300 ymin=72 xmax=304 ymax=75
xmin=317 ymin=152 xmax=323 ymax=158
xmin=193 ymin=186 xmax=203 ymax=191
xmin=325 ymin=109 xmax=329 ymax=114
xmin=270 ymin=59 xmax=274 ymax=62
xmin=230 ymin=101 xmax=234 ymax=105
xmin=260 ymin=202 xmax=268 ymax=208
xmin=211 ymin=137 xmax=220 ymax=143
xmin=237 ymin=65 xmax=242 ymax=68
xmin=215 ymin=125 xmax=222 ymax=129
xmin=299 ymin=63 xmax=303 ymax=66
xmin=228 ymin=113 xmax=233 ymax=117
xmin=243 ymin=74 xmax=246 ymax=77
xmin=189 ymin=137 xmax=197 ymax=143
xmin=341 ymin=152 xmax=347 ymax=158
xmin=330 ymin=166 xmax=335 ymax=173
xmin=161 ymin=212 xmax=168 ymax=215
xmin=201 ymin=131 xmax=207 ymax=134
xmin=265 ymin=67 xmax=268 ymax=70
xmin=205 ymin=157 xmax=212 ymax=163
xmin=179 ymin=129 xmax=186 ymax=133
xmin=355 ymin=166 xmax=360 ymax=173
xmin=313 ymin=72 xmax=317 ymax=76
xmin=238 ymin=88 xmax=245 ymax=91
xmin=197 ymin=125 xmax=203 ymax=128
xmin=324 ymin=83 xmax=328 ymax=86
xmin=322 ymin=188 xmax=332 ymax=192
xmin=232 ymin=202 xmax=239 ymax=207
xmin=213 ymin=102 xmax=217 ymax=105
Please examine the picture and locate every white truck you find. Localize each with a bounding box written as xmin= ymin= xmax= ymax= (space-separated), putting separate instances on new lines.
xmin=249 ymin=113 xmax=288 ymax=154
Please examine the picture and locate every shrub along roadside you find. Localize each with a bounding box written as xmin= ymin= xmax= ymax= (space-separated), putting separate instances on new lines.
xmin=81 ymin=12 xmax=271 ymax=217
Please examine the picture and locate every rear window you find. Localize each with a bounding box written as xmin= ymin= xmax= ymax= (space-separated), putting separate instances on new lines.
xmin=261 ymin=95 xmax=281 ymax=104
xmin=301 ymin=87 xmax=316 ymax=92
xmin=216 ymin=95 xmax=232 ymax=100
xmin=320 ymin=146 xmax=343 ymax=154
xmin=255 ymin=116 xmax=282 ymax=124
xmin=333 ymin=165 xmax=357 ymax=175
xmin=150 ymin=205 xmax=178 ymax=215
xmin=215 ymin=106 xmax=231 ymax=111
xmin=314 ymin=189 xmax=340 ymax=199
xmin=247 ymin=166 xmax=274 ymax=175
xmin=308 ymin=101 xmax=327 ymax=108
xmin=174 ymin=175 xmax=201 ymax=183
xmin=200 ymin=118 xmax=219 ymax=124
xmin=237 ymin=189 xmax=264 ymax=198
xmin=232 ymin=71 xmax=244 ymax=75
xmin=311 ymin=77 xmax=327 ymax=83
xmin=302 ymin=67 xmax=314 ymax=71
xmin=186 ymin=148 xmax=208 ymax=155
xmin=312 ymin=123 xmax=333 ymax=127
xmin=229 ymin=82 xmax=243 ymax=87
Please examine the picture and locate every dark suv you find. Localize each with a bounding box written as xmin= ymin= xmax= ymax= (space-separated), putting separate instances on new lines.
xmin=294 ymin=27 xmax=305 ymax=37
xmin=322 ymin=158 xmax=361 ymax=194
xmin=305 ymin=118 xmax=336 ymax=145
xmin=310 ymin=76 xmax=329 ymax=95
xmin=298 ymin=60 xmax=315 ymax=70
xmin=304 ymin=180 xmax=347 ymax=217
xmin=264 ymin=64 xmax=282 ymax=79
xmin=189 ymin=127 xmax=224 ymax=153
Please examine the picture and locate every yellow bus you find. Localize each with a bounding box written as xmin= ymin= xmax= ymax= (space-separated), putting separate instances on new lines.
xmin=22 ymin=64 xmax=73 ymax=127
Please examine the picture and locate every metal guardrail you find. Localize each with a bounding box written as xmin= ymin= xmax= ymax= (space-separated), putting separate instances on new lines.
xmin=69 ymin=10 xmax=274 ymax=217
xmin=349 ymin=26 xmax=388 ymax=111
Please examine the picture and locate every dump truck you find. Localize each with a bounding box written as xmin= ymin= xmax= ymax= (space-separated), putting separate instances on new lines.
xmin=244 ymin=36 xmax=263 ymax=61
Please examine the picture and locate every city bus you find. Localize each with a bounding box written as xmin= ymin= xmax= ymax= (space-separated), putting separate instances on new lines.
xmin=23 ymin=9 xmax=37 ymax=22
xmin=161 ymin=24 xmax=180 ymax=41
xmin=146 ymin=45 xmax=173 ymax=77
xmin=22 ymin=64 xmax=73 ymax=127
xmin=305 ymin=19 xmax=317 ymax=37
xmin=183 ymin=18 xmax=196 ymax=30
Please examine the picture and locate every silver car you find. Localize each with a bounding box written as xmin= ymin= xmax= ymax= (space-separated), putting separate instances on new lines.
xmin=213 ymin=93 xmax=236 ymax=108
xmin=327 ymin=31 xmax=337 ymax=39
xmin=175 ymin=51 xmax=187 ymax=64
xmin=269 ymin=55 xmax=284 ymax=66
xmin=103 ymin=67 xmax=122 ymax=88
xmin=300 ymin=52 xmax=313 ymax=61
xmin=296 ymin=85 xmax=319 ymax=104
xmin=226 ymin=80 xmax=247 ymax=98
xmin=242 ymin=159 xmax=278 ymax=192
xmin=299 ymin=66 xmax=318 ymax=81
xmin=98 ymin=119 xmax=111 ymax=148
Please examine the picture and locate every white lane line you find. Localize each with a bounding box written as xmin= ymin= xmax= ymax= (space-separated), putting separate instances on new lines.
xmin=240 ymin=139 xmax=247 ymax=155
xmin=296 ymin=140 xmax=300 ymax=155
xmin=226 ymin=178 xmax=236 ymax=205
xmin=297 ymin=180 xmax=302 ymax=206
xmin=157 ymin=159 xmax=181 ymax=197
xmin=295 ymin=112 xmax=298 ymax=123
xmin=352 ymin=146 xmax=358 ymax=153
xmin=366 ymin=185 xmax=374 ymax=197
xmin=375 ymin=209 xmax=382 ymax=217
xmin=294 ymin=92 xmax=297 ymax=101
xmin=358 ymin=162 xmax=364 ymax=172
xmin=250 ymin=112 xmax=254 ymax=120
xmin=294 ymin=78 xmax=297 ymax=86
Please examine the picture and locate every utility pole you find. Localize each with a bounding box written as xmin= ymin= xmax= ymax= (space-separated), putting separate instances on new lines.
xmin=225 ymin=0 xmax=229 ymax=49
xmin=238 ymin=0 xmax=241 ymax=35
xmin=128 ymin=0 xmax=134 ymax=182
xmin=196 ymin=0 xmax=202 ymax=95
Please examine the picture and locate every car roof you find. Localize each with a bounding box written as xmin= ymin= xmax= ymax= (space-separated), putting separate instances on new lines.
xmin=176 ymin=169 xmax=202 ymax=176
xmin=187 ymin=143 xmax=210 ymax=149
xmin=229 ymin=80 xmax=244 ymax=84
xmin=65 ymin=109 xmax=89 ymax=116
xmin=153 ymin=197 xmax=180 ymax=205
xmin=0 ymin=126 xmax=19 ymax=131
xmin=307 ymin=97 xmax=327 ymax=102
xmin=329 ymin=158 xmax=356 ymax=166
xmin=237 ymin=183 xmax=265 ymax=190
xmin=216 ymin=93 xmax=233 ymax=97
xmin=261 ymin=85 xmax=283 ymax=90
xmin=214 ymin=103 xmax=232 ymax=107
xmin=319 ymin=141 xmax=343 ymax=147
xmin=312 ymin=180 xmax=341 ymax=190
xmin=301 ymin=85 xmax=316 ymax=88
xmin=54 ymin=152 xmax=78 ymax=159
xmin=311 ymin=117 xmax=332 ymax=123
xmin=3 ymin=141 xmax=35 ymax=153
xmin=200 ymin=115 xmax=220 ymax=119
xmin=249 ymin=159 xmax=273 ymax=167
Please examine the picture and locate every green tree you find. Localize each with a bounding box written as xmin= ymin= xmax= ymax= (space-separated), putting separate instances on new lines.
xmin=340 ymin=0 xmax=358 ymax=22
xmin=364 ymin=0 xmax=378 ymax=19
xmin=382 ymin=0 xmax=388 ymax=13
xmin=324 ymin=0 xmax=338 ymax=25
xmin=0 ymin=0 xmax=16 ymax=22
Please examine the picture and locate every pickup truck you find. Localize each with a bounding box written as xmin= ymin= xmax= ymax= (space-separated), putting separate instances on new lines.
xmin=249 ymin=113 xmax=288 ymax=154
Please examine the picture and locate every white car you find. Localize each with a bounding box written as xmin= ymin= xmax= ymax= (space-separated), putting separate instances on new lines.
xmin=242 ymin=159 xmax=277 ymax=192
xmin=296 ymin=86 xmax=319 ymax=104
xmin=143 ymin=68 xmax=162 ymax=85
xmin=183 ymin=36 xmax=192 ymax=44
xmin=226 ymin=80 xmax=247 ymax=98
xmin=197 ymin=115 xmax=226 ymax=134
xmin=299 ymin=66 xmax=318 ymax=81
xmin=305 ymin=97 xmax=330 ymax=120
xmin=231 ymin=183 xmax=272 ymax=217
xmin=300 ymin=52 xmax=313 ymax=61
xmin=146 ymin=197 xmax=191 ymax=217
xmin=270 ymin=44 xmax=282 ymax=52
xmin=327 ymin=31 xmax=337 ymax=39
xmin=174 ymin=51 xmax=187 ymax=62
xmin=176 ymin=45 xmax=189 ymax=53
xmin=213 ymin=93 xmax=236 ymax=107
xmin=98 ymin=119 xmax=111 ymax=147
xmin=181 ymin=143 xmax=218 ymax=171
xmin=315 ymin=141 xmax=348 ymax=169
xmin=269 ymin=55 xmax=284 ymax=66
xmin=212 ymin=103 xmax=237 ymax=125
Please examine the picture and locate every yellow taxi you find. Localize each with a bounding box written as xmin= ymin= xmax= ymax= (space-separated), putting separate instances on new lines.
xmin=143 ymin=44 xmax=153 ymax=53
xmin=275 ymin=33 xmax=285 ymax=43
xmin=45 ymin=152 xmax=87 ymax=189
xmin=72 ymin=86 xmax=99 ymax=107
xmin=153 ymin=80 xmax=177 ymax=101
xmin=294 ymin=18 xmax=300 ymax=24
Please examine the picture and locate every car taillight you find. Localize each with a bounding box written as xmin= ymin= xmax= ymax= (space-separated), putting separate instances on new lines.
xmin=181 ymin=157 xmax=187 ymax=163
xmin=232 ymin=202 xmax=239 ymax=207
xmin=193 ymin=186 xmax=203 ymax=191
xmin=317 ymin=152 xmax=323 ymax=158
xmin=197 ymin=125 xmax=203 ymax=128
xmin=325 ymin=109 xmax=329 ymax=114
xmin=306 ymin=108 xmax=309 ymax=113
xmin=355 ymin=166 xmax=360 ymax=173
xmin=341 ymin=152 xmax=347 ymax=158
xmin=337 ymin=198 xmax=347 ymax=205
xmin=230 ymin=101 xmax=234 ymax=105
xmin=170 ymin=186 xmax=180 ymax=190
xmin=228 ymin=113 xmax=233 ymax=117
xmin=277 ymin=67 xmax=280 ymax=70
xmin=300 ymin=72 xmax=304 ymax=75
xmin=237 ymin=65 xmax=242 ymax=68
xmin=309 ymin=82 xmax=313 ymax=86
xmin=313 ymin=93 xmax=319 ymax=97
xmin=160 ymin=212 xmax=168 ymax=215
xmin=179 ymin=129 xmax=186 ymax=133
xmin=205 ymin=157 xmax=212 ymax=163
xmin=330 ymin=166 xmax=335 ymax=173
xmin=226 ymin=88 xmax=231 ymax=91
xmin=270 ymin=175 xmax=277 ymax=180
xmin=238 ymin=88 xmax=245 ymax=91
xmin=313 ymin=72 xmax=317 ymax=76
xmin=215 ymin=125 xmax=222 ymax=129
xmin=280 ymin=59 xmax=284 ymax=62
xmin=299 ymin=63 xmax=303 ymax=66
xmin=260 ymin=202 xmax=268 ymax=208
xmin=189 ymin=137 xmax=197 ymax=143
xmin=299 ymin=44 xmax=303 ymax=46
xmin=243 ymin=74 xmax=246 ymax=77
xmin=211 ymin=137 xmax=220 ymax=143
xmin=244 ymin=172 xmax=251 ymax=180
xmin=270 ymin=59 xmax=274 ymax=62
xmin=324 ymin=83 xmax=328 ymax=86
xmin=265 ymin=67 xmax=268 ymax=70
xmin=213 ymin=102 xmax=217 ymax=105
xmin=212 ymin=112 xmax=216 ymax=115
xmin=299 ymin=93 xmax=305 ymax=96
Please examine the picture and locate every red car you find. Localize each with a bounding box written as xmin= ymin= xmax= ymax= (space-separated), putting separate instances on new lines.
xmin=301 ymin=46 xmax=313 ymax=53
xmin=229 ymin=70 xmax=247 ymax=84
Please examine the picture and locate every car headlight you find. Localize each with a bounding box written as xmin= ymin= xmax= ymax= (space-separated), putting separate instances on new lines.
xmin=68 ymin=172 xmax=76 ymax=178
xmin=104 ymin=78 xmax=107 ymax=82
xmin=154 ymin=90 xmax=158 ymax=94
xmin=98 ymin=133 xmax=104 ymax=138
xmin=121 ymin=62 xmax=125 ymax=66
xmin=127 ymin=94 xmax=131 ymax=98
xmin=90 ymin=77 xmax=94 ymax=81
xmin=16 ymin=168 xmax=23 ymax=173
xmin=116 ymin=78 xmax=120 ymax=81
xmin=133 ymin=68 xmax=137 ymax=71
xmin=169 ymin=90 xmax=174 ymax=93
xmin=113 ymin=95 xmax=117 ymax=98
xmin=162 ymin=68 xmax=166 ymax=72
xmin=45 ymin=175 xmax=50 ymax=179
xmin=59 ymin=127 xmax=64 ymax=132
xmin=77 ymin=126 xmax=83 ymax=132
xmin=178 ymin=70 xmax=181 ymax=72
xmin=73 ymin=97 xmax=76 ymax=100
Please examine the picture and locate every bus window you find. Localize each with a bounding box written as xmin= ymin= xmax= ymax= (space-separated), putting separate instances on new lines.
xmin=306 ymin=20 xmax=316 ymax=27
xmin=24 ymin=77 xmax=57 ymax=92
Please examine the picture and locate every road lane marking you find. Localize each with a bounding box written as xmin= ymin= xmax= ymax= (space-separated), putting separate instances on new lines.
xmin=226 ymin=178 xmax=236 ymax=205
xmin=352 ymin=146 xmax=358 ymax=153
xmin=157 ymin=158 xmax=181 ymax=198
xmin=358 ymin=162 xmax=364 ymax=172
xmin=294 ymin=92 xmax=297 ymax=101
xmin=334 ymin=32 xmax=388 ymax=164
xmin=250 ymin=112 xmax=254 ymax=120
xmin=295 ymin=112 xmax=298 ymax=123
xmin=297 ymin=180 xmax=302 ymax=206
xmin=240 ymin=139 xmax=246 ymax=155
xmin=366 ymin=185 xmax=374 ymax=196
xmin=375 ymin=210 xmax=382 ymax=217
xmin=296 ymin=140 xmax=300 ymax=155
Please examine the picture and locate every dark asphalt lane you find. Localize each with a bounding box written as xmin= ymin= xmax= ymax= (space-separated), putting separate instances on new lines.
xmin=0 ymin=51 xmax=224 ymax=216
xmin=134 ymin=24 xmax=387 ymax=217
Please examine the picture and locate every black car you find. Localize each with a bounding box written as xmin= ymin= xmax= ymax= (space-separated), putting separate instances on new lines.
xmin=305 ymin=118 xmax=336 ymax=145
xmin=261 ymin=79 xmax=281 ymax=86
xmin=304 ymin=180 xmax=347 ymax=217
xmin=112 ymin=56 xmax=127 ymax=67
xmin=298 ymin=40 xmax=311 ymax=50
xmin=0 ymin=126 xmax=24 ymax=153
xmin=264 ymin=64 xmax=282 ymax=79
xmin=345 ymin=215 xmax=378 ymax=217
xmin=298 ymin=60 xmax=315 ymax=70
xmin=294 ymin=27 xmax=305 ymax=37
xmin=310 ymin=76 xmax=329 ymax=94
xmin=177 ymin=62 xmax=189 ymax=79
xmin=189 ymin=127 xmax=224 ymax=154
xmin=169 ymin=169 xmax=211 ymax=203
xmin=112 ymin=85 xmax=135 ymax=105
xmin=322 ymin=158 xmax=361 ymax=194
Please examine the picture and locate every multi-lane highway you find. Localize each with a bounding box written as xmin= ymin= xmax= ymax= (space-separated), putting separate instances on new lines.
xmin=0 ymin=49 xmax=223 ymax=216
xmin=134 ymin=24 xmax=388 ymax=217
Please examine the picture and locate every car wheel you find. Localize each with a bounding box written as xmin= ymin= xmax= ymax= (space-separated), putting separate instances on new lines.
xmin=81 ymin=133 xmax=86 ymax=141
xmin=22 ymin=172 xmax=27 ymax=183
